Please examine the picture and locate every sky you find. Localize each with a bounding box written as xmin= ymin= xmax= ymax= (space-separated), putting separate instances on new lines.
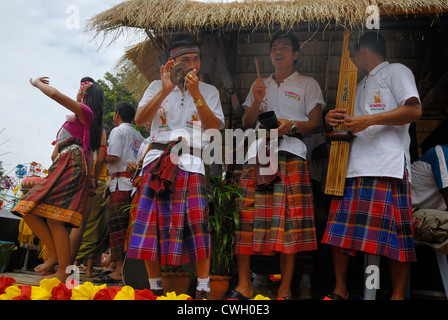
xmin=0 ymin=0 xmax=144 ymax=180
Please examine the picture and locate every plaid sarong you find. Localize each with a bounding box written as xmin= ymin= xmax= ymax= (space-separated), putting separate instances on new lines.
xmin=127 ymin=162 xmax=210 ymax=267
xmin=109 ymin=189 xmax=132 ymax=262
xmin=235 ymin=152 xmax=317 ymax=255
xmin=321 ymin=173 xmax=416 ymax=262
xmin=12 ymin=138 xmax=88 ymax=227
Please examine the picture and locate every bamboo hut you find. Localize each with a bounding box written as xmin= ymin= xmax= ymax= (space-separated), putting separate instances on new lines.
xmin=87 ymin=0 xmax=448 ymax=297
xmin=88 ymin=0 xmax=448 ymax=158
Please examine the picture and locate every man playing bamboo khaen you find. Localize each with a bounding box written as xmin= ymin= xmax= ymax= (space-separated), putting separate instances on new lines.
xmin=127 ymin=35 xmax=225 ymax=299
xmin=228 ymin=31 xmax=325 ymax=300
xmin=322 ymin=31 xmax=422 ymax=300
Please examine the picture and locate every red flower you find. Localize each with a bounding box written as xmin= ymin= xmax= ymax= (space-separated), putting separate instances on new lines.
xmin=12 ymin=285 xmax=32 ymax=300
xmin=0 ymin=276 xmax=15 ymax=294
xmin=94 ymin=286 xmax=121 ymax=300
xmin=134 ymin=289 xmax=158 ymax=300
xmin=51 ymin=283 xmax=72 ymax=300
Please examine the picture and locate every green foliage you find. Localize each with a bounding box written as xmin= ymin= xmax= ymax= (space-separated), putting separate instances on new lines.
xmin=97 ymin=71 xmax=149 ymax=138
xmin=207 ymin=174 xmax=245 ymax=276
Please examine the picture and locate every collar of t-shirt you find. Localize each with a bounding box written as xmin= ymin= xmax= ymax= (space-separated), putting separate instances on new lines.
xmin=265 ymin=70 xmax=300 ymax=87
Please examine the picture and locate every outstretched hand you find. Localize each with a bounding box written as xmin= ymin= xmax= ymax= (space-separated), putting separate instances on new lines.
xmin=30 ymin=76 xmax=50 ymax=87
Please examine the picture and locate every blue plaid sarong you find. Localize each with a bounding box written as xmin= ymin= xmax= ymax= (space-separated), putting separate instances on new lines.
xmin=322 ymin=172 xmax=416 ymax=262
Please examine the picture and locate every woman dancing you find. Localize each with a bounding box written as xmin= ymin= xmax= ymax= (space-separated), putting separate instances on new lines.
xmin=12 ymin=76 xmax=103 ymax=283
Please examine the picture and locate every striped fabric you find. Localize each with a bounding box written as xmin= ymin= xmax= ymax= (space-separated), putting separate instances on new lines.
xmin=127 ymin=164 xmax=210 ymax=267
xmin=12 ymin=138 xmax=88 ymax=227
xmin=235 ymin=152 xmax=317 ymax=256
xmin=322 ymin=173 xmax=416 ymax=262
xmin=124 ymin=176 xmax=142 ymax=252
xmin=109 ymin=190 xmax=132 ymax=262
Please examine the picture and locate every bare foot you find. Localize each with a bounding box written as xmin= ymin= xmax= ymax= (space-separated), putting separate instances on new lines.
xmin=34 ymin=257 xmax=57 ymax=276
xmin=106 ymin=271 xmax=122 ymax=281
xmin=85 ymin=269 xmax=93 ymax=278
xmin=38 ymin=270 xmax=68 ymax=284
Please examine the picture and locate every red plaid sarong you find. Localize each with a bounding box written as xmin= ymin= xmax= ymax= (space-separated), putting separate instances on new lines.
xmin=109 ymin=189 xmax=132 ymax=262
xmin=12 ymin=138 xmax=89 ymax=227
xmin=127 ymin=161 xmax=210 ymax=267
xmin=322 ymin=173 xmax=416 ymax=262
xmin=235 ymin=152 xmax=317 ymax=255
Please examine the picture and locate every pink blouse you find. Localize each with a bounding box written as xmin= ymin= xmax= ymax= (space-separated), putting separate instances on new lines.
xmin=54 ymin=103 xmax=94 ymax=159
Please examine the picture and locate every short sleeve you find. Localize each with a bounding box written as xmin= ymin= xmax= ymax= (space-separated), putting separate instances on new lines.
xmin=389 ymin=64 xmax=421 ymax=106
xmin=138 ymin=81 xmax=162 ymax=109
xmin=107 ymin=127 xmax=124 ymax=158
xmin=304 ymin=77 xmax=326 ymax=115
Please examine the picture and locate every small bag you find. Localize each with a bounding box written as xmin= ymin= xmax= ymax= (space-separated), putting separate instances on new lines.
xmin=258 ymin=111 xmax=280 ymax=129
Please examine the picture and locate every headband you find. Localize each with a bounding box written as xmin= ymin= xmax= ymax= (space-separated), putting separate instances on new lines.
xmin=169 ymin=46 xmax=200 ymax=59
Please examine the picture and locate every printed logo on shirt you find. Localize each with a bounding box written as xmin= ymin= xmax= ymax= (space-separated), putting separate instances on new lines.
xmin=284 ymin=91 xmax=301 ymax=102
xmin=186 ymin=111 xmax=202 ymax=130
xmin=369 ymin=89 xmax=386 ymax=111
xmin=158 ymin=107 xmax=170 ymax=132
xmin=129 ymin=138 xmax=142 ymax=157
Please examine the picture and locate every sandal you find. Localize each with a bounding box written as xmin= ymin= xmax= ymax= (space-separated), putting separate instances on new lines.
xmin=322 ymin=293 xmax=347 ymax=300
xmin=93 ymin=275 xmax=123 ymax=285
xmin=225 ymin=290 xmax=251 ymax=300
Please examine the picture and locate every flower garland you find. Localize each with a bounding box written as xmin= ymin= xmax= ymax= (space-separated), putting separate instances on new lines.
xmin=80 ymin=81 xmax=93 ymax=95
xmin=0 ymin=276 xmax=275 ymax=300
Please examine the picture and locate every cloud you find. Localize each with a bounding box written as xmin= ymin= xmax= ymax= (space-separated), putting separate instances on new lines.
xmin=0 ymin=0 xmax=140 ymax=179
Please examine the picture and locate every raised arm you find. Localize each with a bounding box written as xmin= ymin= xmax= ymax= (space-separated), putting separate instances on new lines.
xmin=30 ymin=77 xmax=84 ymax=124
xmin=135 ymin=60 xmax=176 ymax=127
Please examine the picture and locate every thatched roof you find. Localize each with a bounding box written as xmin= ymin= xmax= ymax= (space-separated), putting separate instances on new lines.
xmin=88 ymin=0 xmax=447 ymax=37
xmin=87 ymin=0 xmax=447 ymax=155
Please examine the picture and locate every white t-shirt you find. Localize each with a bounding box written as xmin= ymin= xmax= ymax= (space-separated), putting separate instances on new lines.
xmin=411 ymin=145 xmax=448 ymax=211
xmin=346 ymin=62 xmax=421 ymax=180
xmin=108 ymin=123 xmax=145 ymax=191
xmin=243 ymin=71 xmax=325 ymax=161
xmin=138 ymin=80 xmax=225 ymax=174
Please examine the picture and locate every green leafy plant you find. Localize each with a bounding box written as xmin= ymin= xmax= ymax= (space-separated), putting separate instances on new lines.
xmin=207 ymin=174 xmax=245 ymax=276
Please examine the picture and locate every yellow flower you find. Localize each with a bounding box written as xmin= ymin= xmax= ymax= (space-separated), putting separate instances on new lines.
xmin=71 ymin=281 xmax=107 ymax=300
xmin=0 ymin=285 xmax=20 ymax=300
xmin=39 ymin=278 xmax=61 ymax=293
xmin=31 ymin=286 xmax=52 ymax=300
xmin=157 ymin=291 xmax=192 ymax=300
xmin=114 ymin=286 xmax=135 ymax=300
xmin=251 ymin=294 xmax=271 ymax=300
xmin=0 ymin=284 xmax=52 ymax=300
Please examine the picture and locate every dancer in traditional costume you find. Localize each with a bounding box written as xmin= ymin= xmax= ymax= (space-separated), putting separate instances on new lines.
xmin=13 ymin=76 xmax=103 ymax=283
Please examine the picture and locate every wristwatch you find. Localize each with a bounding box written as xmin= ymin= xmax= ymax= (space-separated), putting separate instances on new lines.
xmin=194 ymin=97 xmax=204 ymax=107
xmin=289 ymin=120 xmax=298 ymax=134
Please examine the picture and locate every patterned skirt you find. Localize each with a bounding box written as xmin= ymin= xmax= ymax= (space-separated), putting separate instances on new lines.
xmin=234 ymin=152 xmax=317 ymax=256
xmin=108 ymin=189 xmax=132 ymax=262
xmin=127 ymin=163 xmax=210 ymax=267
xmin=321 ymin=173 xmax=416 ymax=262
xmin=76 ymin=181 xmax=110 ymax=260
xmin=12 ymin=138 xmax=89 ymax=228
